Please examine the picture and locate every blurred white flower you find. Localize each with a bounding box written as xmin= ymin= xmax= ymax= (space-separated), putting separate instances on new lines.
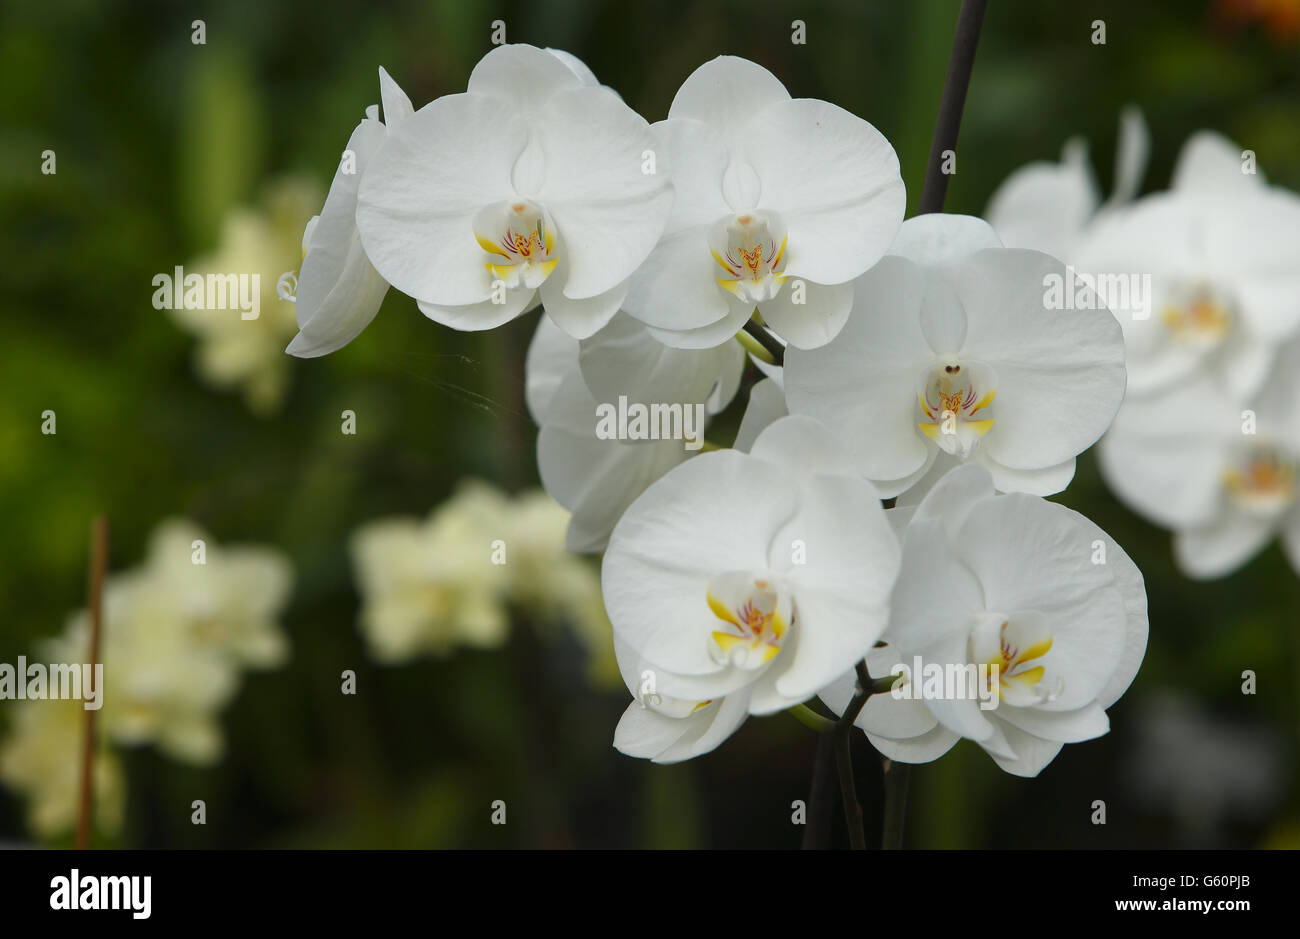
xmin=784 ymin=214 xmax=1126 ymax=499
xmin=357 ymin=45 xmax=671 ymax=339
xmin=171 ymin=178 xmax=321 ymax=415
xmin=287 ymin=68 xmax=413 ymax=358
xmin=1072 ymin=132 xmax=1300 ymax=400
xmin=623 ymin=56 xmax=905 ymax=350
xmin=605 ymin=416 xmax=900 ymax=762
xmin=1100 ymin=340 xmax=1300 ymax=578
xmin=985 ymin=107 xmax=1149 ymax=262
xmin=992 ymin=121 xmax=1300 ymax=580
xmin=822 ymin=463 xmax=1148 ymax=777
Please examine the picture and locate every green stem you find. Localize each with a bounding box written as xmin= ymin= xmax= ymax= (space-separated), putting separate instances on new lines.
xmin=788 ymin=703 xmax=837 ymax=734
xmin=740 ymin=317 xmax=785 ymax=365
xmin=735 ymin=327 xmax=776 ymax=364
xmin=870 ymin=673 xmax=901 ymax=695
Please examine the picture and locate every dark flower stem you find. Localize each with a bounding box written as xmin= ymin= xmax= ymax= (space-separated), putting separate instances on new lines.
xmin=801 ymin=735 xmax=836 ymax=849
xmin=832 ymin=668 xmax=872 ymax=849
xmin=882 ymin=760 xmax=912 ymax=850
xmin=917 ymin=0 xmax=988 ymax=216
xmin=832 ymin=661 xmax=898 ymax=849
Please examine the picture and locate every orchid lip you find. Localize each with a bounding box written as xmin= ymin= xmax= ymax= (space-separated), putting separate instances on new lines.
xmin=708 ymin=210 xmax=789 ymax=305
xmin=705 ymin=570 xmax=792 ymax=671
xmin=970 ymin=611 xmax=1062 ymax=708
xmin=473 ymin=198 xmax=560 ymax=291
xmin=915 ymin=358 xmax=998 ymax=458
xmin=1160 ymin=281 xmax=1234 ymax=350
xmin=1223 ymin=441 xmax=1298 ymax=518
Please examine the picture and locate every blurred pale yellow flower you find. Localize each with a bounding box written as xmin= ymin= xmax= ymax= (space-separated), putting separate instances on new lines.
xmin=137 ymin=518 xmax=293 ymax=670
xmin=0 ymin=695 xmax=123 ymax=839
xmin=351 ymin=481 xmax=617 ymax=684
xmin=0 ymin=517 xmax=294 ymax=840
xmin=75 ymin=576 xmax=239 ymax=766
xmin=85 ymin=519 xmax=292 ymax=764
xmin=351 ymin=484 xmax=511 ymax=663
xmin=170 ymin=177 xmax=321 ymax=415
xmin=500 ymin=489 xmax=618 ymax=686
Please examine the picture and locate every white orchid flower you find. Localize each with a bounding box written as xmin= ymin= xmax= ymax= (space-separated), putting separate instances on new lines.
xmin=985 ymin=107 xmax=1149 ymax=263
xmin=611 ymin=639 xmax=756 ymax=764
xmin=526 ymin=313 xmax=743 ymax=552
xmin=603 ymin=416 xmax=901 ymax=761
xmin=1072 ymin=131 xmax=1300 ymax=400
xmin=622 ymin=56 xmax=905 ymax=351
xmin=734 ymin=377 xmax=788 ymax=453
xmin=1099 ymin=340 xmax=1300 ymax=579
xmin=784 ymin=214 xmax=1126 ymax=499
xmin=822 ymin=463 xmax=1147 ymax=778
xmin=287 ymin=68 xmax=413 ymax=358
xmin=356 ymin=44 xmax=672 ymax=339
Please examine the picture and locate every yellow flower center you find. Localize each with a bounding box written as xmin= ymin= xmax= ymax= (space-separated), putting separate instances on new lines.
xmin=706 ymin=572 xmax=791 ymax=670
xmin=1224 ymin=443 xmax=1298 ymax=517
xmin=971 ymin=613 xmax=1061 ymax=708
xmin=917 ymin=360 xmax=997 ymax=457
xmin=1160 ymin=286 xmax=1233 ymax=348
xmin=474 ymin=199 xmax=559 ymax=290
xmin=710 ymin=211 xmax=789 ymax=304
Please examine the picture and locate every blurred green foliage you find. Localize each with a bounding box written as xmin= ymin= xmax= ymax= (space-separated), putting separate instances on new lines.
xmin=0 ymin=0 xmax=1297 ymax=848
